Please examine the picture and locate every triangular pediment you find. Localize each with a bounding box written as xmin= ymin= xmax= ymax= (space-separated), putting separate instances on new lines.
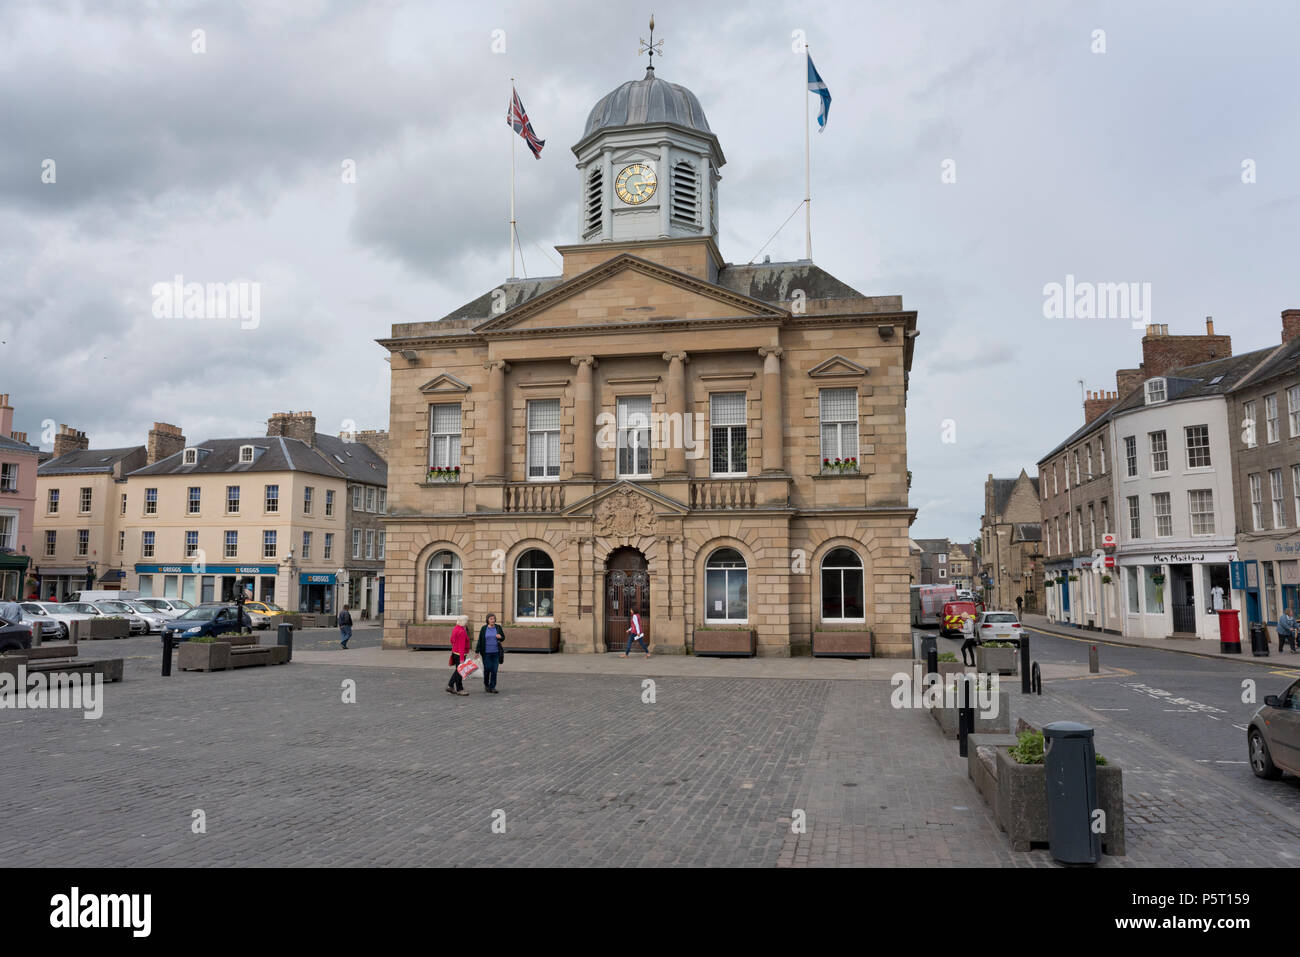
xmin=808 ymin=355 xmax=868 ymax=378
xmin=560 ymin=480 xmax=689 ymax=519
xmin=474 ymin=254 xmax=786 ymax=334
xmin=419 ymin=373 xmax=470 ymax=394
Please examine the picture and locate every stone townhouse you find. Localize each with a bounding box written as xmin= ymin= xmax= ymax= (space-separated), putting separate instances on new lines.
xmin=914 ymin=538 xmax=950 ymax=585
xmin=1039 ymin=320 xmax=1244 ymax=641
xmin=0 ymin=394 xmax=41 ymax=598
xmin=33 ymin=425 xmax=147 ymax=600
xmin=1225 ymin=309 xmax=1300 ymax=632
xmin=979 ymin=471 xmax=1042 ymax=613
xmin=379 ymin=64 xmax=917 ymax=657
xmin=948 ymin=542 xmax=974 ymax=591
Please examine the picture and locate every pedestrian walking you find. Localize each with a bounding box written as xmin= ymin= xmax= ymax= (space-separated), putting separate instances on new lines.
xmin=621 ymin=610 xmax=649 ymax=658
xmin=1278 ymin=605 xmax=1297 ymax=653
xmin=446 ymin=614 xmax=470 ymax=695
xmin=960 ymin=613 xmax=978 ymax=667
xmin=1015 ymin=595 xmax=1023 ymax=617
xmin=475 ymin=613 xmax=505 ymax=694
xmin=235 ymin=589 xmax=249 ymax=635
xmin=339 ymin=605 xmax=353 ymax=649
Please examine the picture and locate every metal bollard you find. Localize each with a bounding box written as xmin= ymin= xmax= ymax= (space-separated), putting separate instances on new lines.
xmin=161 ymin=632 xmax=176 ymax=677
xmin=1031 ymin=660 xmax=1042 ymax=695
xmin=1020 ymin=635 xmax=1031 ymax=694
xmin=957 ymin=675 xmax=975 ymax=757
xmin=1089 ymin=645 xmax=1099 ymax=674
xmin=927 ymin=646 xmax=938 ymax=680
xmin=31 ymin=621 xmax=43 ymax=648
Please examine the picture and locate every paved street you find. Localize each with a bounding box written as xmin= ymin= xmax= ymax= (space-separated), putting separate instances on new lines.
xmin=3 ymin=628 xmax=1300 ymax=866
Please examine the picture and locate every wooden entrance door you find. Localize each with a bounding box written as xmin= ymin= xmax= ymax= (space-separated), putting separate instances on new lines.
xmin=604 ymin=548 xmax=649 ymax=652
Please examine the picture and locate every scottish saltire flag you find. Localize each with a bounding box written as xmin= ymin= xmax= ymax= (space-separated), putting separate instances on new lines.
xmin=507 ymin=87 xmax=545 ymax=159
xmin=807 ymin=54 xmax=831 ymax=132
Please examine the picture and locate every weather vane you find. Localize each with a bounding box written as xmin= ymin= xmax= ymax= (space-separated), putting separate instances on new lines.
xmin=638 ymin=14 xmax=663 ymax=70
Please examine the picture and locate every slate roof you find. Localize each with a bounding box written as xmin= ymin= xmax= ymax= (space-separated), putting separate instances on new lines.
xmin=0 ymin=434 xmax=40 ymax=455
xmin=438 ymin=277 xmax=566 ymax=325
xmin=129 ymin=435 xmax=385 ymax=485
xmin=1229 ymin=337 xmax=1300 ymax=392
xmin=583 ymin=68 xmax=713 ymax=138
xmin=1037 ymin=347 xmax=1273 ymax=465
xmin=313 ymin=433 xmax=387 ymax=486
xmin=716 ymin=262 xmax=867 ymax=303
xmin=38 ymin=446 xmax=144 ymax=476
xmin=914 ymin=538 xmax=950 ymax=554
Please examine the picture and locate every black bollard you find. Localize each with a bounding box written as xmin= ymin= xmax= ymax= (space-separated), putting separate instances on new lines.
xmin=958 ymin=675 xmax=974 ymax=757
xmin=1089 ymin=644 xmax=1099 ymax=674
xmin=1031 ymin=660 xmax=1042 ymax=695
xmin=927 ymin=645 xmax=938 ymax=680
xmin=1020 ymin=634 xmax=1031 ymax=694
xmin=161 ymin=632 xmax=175 ymax=677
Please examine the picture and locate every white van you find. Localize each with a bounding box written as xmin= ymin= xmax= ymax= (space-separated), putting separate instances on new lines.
xmin=68 ymin=589 xmax=141 ymax=604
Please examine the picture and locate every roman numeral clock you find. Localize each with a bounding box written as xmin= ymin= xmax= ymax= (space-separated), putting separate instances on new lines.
xmin=615 ymin=163 xmax=657 ymax=205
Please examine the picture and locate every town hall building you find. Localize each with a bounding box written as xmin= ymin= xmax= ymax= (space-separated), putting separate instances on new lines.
xmin=379 ymin=63 xmax=917 ymax=656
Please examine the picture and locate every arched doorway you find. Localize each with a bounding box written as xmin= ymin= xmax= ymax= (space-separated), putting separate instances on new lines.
xmin=604 ymin=547 xmax=649 ymax=652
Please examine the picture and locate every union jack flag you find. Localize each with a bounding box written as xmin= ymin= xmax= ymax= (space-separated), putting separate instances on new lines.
xmin=507 ymin=87 xmax=545 ymax=159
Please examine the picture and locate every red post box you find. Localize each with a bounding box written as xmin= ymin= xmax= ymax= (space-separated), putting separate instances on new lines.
xmin=1217 ymin=609 xmax=1241 ymax=654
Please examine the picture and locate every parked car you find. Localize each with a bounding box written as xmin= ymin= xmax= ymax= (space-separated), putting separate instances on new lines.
xmin=161 ymin=604 xmax=248 ymax=642
xmin=976 ymin=611 xmax=1023 ymax=643
xmin=1248 ymin=677 xmax=1300 ymax=779
xmin=243 ymin=601 xmax=285 ymax=629
xmin=137 ymin=597 xmax=195 ymax=619
xmin=19 ymin=601 xmax=96 ymax=640
xmin=940 ymin=601 xmax=980 ymax=638
xmin=122 ymin=601 xmax=171 ymax=634
xmin=67 ymin=590 xmax=141 ymax=604
xmin=0 ymin=612 xmax=32 ymax=652
xmin=64 ymin=600 xmax=147 ymax=635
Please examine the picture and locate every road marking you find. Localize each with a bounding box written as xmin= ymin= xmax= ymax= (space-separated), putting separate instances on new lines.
xmin=1233 ymin=725 xmax=1249 ymax=732
xmin=1269 ymin=670 xmax=1300 ymax=678
xmin=1094 ymin=708 xmax=1129 ymax=711
xmin=1215 ymin=760 xmax=1248 ymax=764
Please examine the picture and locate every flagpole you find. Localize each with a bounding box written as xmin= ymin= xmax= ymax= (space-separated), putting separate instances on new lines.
xmin=804 ymin=48 xmax=812 ymax=261
xmin=510 ymin=78 xmax=517 ymax=280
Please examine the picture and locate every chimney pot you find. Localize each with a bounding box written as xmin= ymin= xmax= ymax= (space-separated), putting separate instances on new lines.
xmin=1206 ymin=316 xmax=1215 ymax=336
xmin=1282 ymin=308 xmax=1300 ymax=345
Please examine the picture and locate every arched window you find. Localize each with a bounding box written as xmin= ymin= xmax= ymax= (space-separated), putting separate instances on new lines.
xmin=515 ymin=549 xmax=555 ymax=619
xmin=426 ymin=551 xmax=462 ymax=618
xmin=821 ymin=547 xmax=864 ymax=621
xmin=671 ymin=159 xmax=700 ymax=227
xmin=705 ymin=547 xmax=747 ymax=622
xmin=584 ymin=167 xmax=603 ymax=236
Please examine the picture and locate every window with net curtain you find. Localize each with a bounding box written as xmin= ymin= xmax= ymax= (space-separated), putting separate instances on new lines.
xmin=705 ymin=547 xmax=748 ymax=621
xmin=527 ymin=400 xmax=561 ymax=479
xmin=617 ymin=396 xmax=651 ymax=477
xmin=429 ymin=404 xmax=461 ymax=469
xmin=516 ymin=549 xmax=555 ymax=618
xmin=710 ymin=393 xmax=746 ymax=476
xmin=820 ymin=388 xmax=859 ymax=465
xmin=426 ymin=550 xmax=462 ymax=618
xmin=821 ymin=547 xmax=865 ymax=620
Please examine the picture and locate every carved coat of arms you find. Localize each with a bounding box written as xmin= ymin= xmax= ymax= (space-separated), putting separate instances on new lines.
xmin=594 ymin=489 xmax=658 ymax=538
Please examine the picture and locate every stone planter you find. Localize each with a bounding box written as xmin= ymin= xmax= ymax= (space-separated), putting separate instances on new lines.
xmin=994 ymin=748 xmax=1125 ymax=855
xmin=87 ymin=618 xmax=130 ymax=640
xmin=929 ymin=689 xmax=1011 ymax=739
xmin=812 ymin=630 xmax=873 ymax=657
xmin=692 ymin=629 xmax=756 ymax=657
xmin=502 ymin=625 xmax=561 ymax=653
xmin=977 ymin=645 xmax=1018 ymax=676
xmin=179 ymin=641 xmax=231 ymax=672
xmin=406 ymin=623 xmax=453 ymax=650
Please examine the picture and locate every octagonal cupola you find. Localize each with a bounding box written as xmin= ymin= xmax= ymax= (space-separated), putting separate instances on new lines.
xmin=572 ymin=63 xmax=725 ymax=245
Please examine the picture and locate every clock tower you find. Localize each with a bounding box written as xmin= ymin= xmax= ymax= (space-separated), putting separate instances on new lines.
xmin=572 ymin=62 xmax=725 ymax=247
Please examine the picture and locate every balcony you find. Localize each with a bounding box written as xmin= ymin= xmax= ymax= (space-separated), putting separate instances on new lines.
xmin=690 ymin=479 xmax=759 ymax=510
xmin=503 ymin=483 xmax=566 ymax=513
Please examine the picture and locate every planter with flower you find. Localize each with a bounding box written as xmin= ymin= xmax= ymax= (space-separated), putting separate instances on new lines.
xmin=821 ymin=457 xmax=859 ymax=475
xmin=426 ymin=465 xmax=462 ymax=483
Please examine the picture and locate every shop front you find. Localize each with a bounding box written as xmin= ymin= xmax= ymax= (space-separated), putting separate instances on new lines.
xmin=34 ymin=564 xmax=94 ymax=601
xmin=1233 ymin=537 xmax=1300 ymax=628
xmin=299 ymin=572 xmax=337 ymax=613
xmin=1118 ymin=548 xmax=1236 ymax=641
xmin=0 ymin=552 xmax=31 ymax=600
xmin=135 ymin=563 xmax=280 ymax=606
xmin=1044 ymin=560 xmax=1073 ymax=624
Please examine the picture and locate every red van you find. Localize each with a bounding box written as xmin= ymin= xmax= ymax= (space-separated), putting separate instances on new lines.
xmin=940 ymin=601 xmax=979 ymax=638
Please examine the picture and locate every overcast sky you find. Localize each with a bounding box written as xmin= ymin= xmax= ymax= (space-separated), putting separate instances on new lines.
xmin=4 ymin=0 xmax=1297 ymax=541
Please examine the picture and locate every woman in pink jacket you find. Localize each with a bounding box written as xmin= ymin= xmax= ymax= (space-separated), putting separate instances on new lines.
xmin=446 ymin=615 xmax=471 ymax=696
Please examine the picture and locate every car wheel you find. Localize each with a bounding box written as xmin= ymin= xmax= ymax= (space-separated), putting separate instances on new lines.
xmin=1249 ymin=729 xmax=1283 ymax=780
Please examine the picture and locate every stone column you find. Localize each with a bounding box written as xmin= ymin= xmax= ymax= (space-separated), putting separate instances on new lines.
xmin=571 ymin=356 xmax=597 ymax=479
xmin=758 ymin=347 xmax=784 ymax=473
xmin=663 ymin=351 xmax=689 ymax=477
xmin=483 ymin=359 xmax=511 ymax=482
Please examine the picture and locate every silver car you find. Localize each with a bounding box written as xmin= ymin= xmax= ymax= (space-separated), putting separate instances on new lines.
xmin=19 ymin=601 xmax=94 ymax=640
xmin=122 ymin=600 xmax=170 ymax=634
xmin=1 ymin=601 xmax=61 ymax=639
xmin=1248 ymin=677 xmax=1300 ymax=779
xmin=138 ymin=597 xmax=195 ymax=619
xmin=82 ymin=599 xmax=149 ymax=635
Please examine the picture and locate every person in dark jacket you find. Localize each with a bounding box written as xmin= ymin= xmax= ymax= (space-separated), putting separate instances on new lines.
xmin=475 ymin=613 xmax=505 ymax=694
xmin=339 ymin=605 xmax=353 ymax=649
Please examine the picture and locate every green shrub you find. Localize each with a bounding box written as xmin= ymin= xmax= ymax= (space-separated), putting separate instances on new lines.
xmin=983 ymin=640 xmax=1017 ymax=648
xmin=937 ymin=652 xmax=958 ymax=662
xmin=1010 ymin=730 xmax=1107 ymax=765
xmin=189 ymin=636 xmax=217 ymax=644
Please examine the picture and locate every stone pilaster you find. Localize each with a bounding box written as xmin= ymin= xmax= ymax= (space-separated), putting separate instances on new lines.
xmin=483 ymin=360 xmax=511 ymax=482
xmin=571 ymin=356 xmax=597 ymax=479
xmin=758 ymin=346 xmax=784 ymax=473
xmin=662 ymin=351 xmax=689 ymax=477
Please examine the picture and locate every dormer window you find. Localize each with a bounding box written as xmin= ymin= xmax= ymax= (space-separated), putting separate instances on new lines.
xmin=1145 ymin=378 xmax=1167 ymax=404
xmin=182 ymin=448 xmax=198 ymax=465
xmin=240 ymin=445 xmax=254 ymax=463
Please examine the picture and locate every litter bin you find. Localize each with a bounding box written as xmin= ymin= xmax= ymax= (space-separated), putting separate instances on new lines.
xmin=277 ymin=622 xmax=294 ymax=662
xmin=918 ymin=634 xmax=937 ymax=660
xmin=1043 ymin=721 xmax=1101 ymax=864
xmin=1249 ymin=621 xmax=1270 ymax=657
xmin=1217 ymin=609 xmax=1241 ymax=654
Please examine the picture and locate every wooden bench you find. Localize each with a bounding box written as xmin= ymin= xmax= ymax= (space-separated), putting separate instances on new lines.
xmin=0 ymin=644 xmax=124 ymax=682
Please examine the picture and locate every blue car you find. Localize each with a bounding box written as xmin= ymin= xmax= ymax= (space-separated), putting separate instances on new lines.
xmin=161 ymin=604 xmax=250 ymax=642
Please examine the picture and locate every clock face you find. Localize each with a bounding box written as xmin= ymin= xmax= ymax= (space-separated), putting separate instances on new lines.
xmin=615 ymin=163 xmax=657 ymax=205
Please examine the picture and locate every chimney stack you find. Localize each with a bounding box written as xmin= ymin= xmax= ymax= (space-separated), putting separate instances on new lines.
xmin=1140 ymin=320 xmax=1232 ymax=377
xmin=1282 ymin=308 xmax=1300 ymax=345
xmin=267 ymin=411 xmax=317 ymax=447
xmin=147 ymin=422 xmax=186 ymax=465
xmin=1206 ymin=316 xmax=1215 ymax=336
xmin=1084 ymin=390 xmax=1118 ymax=426
xmin=53 ymin=424 xmax=90 ymax=458
xmin=0 ymin=394 xmax=12 ymax=440
xmin=350 ymin=429 xmax=389 ymax=461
